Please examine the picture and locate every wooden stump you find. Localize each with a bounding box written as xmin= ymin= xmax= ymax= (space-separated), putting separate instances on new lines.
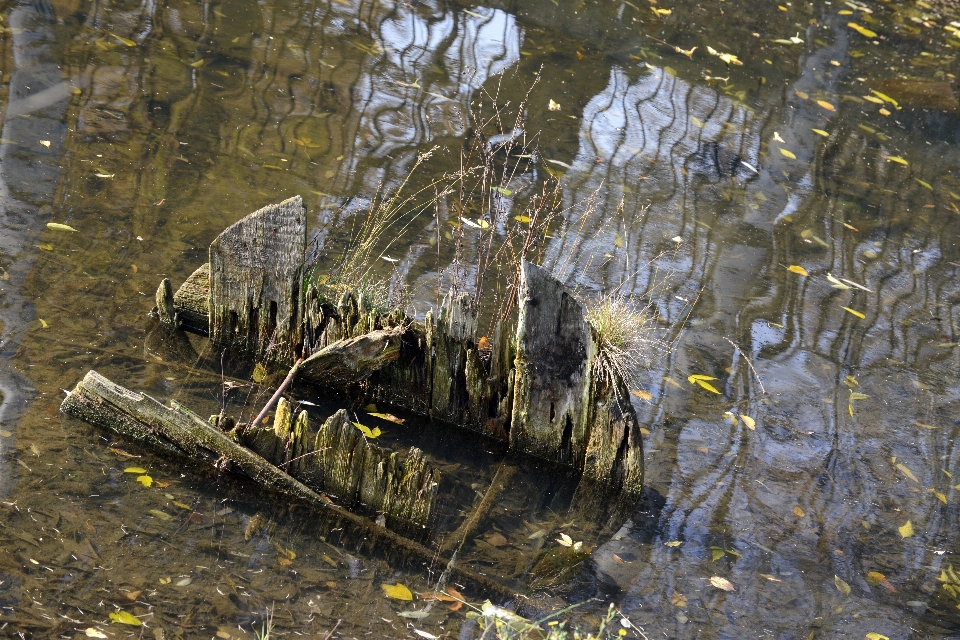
xmin=208 ymin=196 xmax=307 ymax=362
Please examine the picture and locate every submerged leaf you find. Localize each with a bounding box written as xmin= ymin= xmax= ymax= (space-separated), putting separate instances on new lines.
xmin=898 ymin=521 xmax=915 ymax=538
xmin=109 ymin=611 xmax=142 ymax=626
xmin=741 ymin=415 xmax=756 ymax=430
xmin=779 ymin=148 xmax=797 ymax=159
xmin=896 ymin=463 xmax=919 ymax=483
xmin=816 ymin=100 xmax=836 ymax=111
xmin=353 ymin=422 xmax=382 ymax=439
xmin=124 ymin=467 xmax=147 ymax=474
xmin=834 ymin=574 xmax=851 ymax=595
xmin=709 ymin=576 xmax=736 ymax=591
xmin=696 ymin=380 xmax=721 ymax=394
xmin=47 ymin=222 xmax=77 ymax=232
xmin=840 ymin=306 xmax=865 ymax=319
xmin=812 ymin=128 xmax=830 ymax=137
xmin=252 ymin=363 xmax=267 ymax=383
xmin=687 ymin=374 xmax=718 ymax=383
xmin=886 ymin=156 xmax=908 ymax=165
xmin=711 ymin=548 xmax=725 ymax=562
xmin=382 ymin=583 xmax=414 ymax=601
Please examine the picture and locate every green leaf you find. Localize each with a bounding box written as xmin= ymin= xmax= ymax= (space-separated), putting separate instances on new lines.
xmin=353 ymin=422 xmax=382 ymax=439
xmin=834 ymin=574 xmax=851 ymax=595
xmin=252 ymin=363 xmax=267 ymax=383
xmin=898 ymin=520 xmax=914 ymax=538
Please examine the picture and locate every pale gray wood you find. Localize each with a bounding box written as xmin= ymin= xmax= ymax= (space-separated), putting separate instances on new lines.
xmin=209 ymin=196 xmax=306 ymax=362
xmin=510 ymin=261 xmax=594 ymax=467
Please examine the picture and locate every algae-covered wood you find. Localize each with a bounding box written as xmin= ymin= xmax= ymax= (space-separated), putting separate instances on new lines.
xmin=208 ymin=196 xmax=307 ymax=362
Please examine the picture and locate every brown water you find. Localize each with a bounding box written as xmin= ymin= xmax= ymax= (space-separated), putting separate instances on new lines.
xmin=3 ymin=0 xmax=960 ymax=637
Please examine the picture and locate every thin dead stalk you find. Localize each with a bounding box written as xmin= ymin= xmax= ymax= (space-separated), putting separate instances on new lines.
xmin=724 ymin=337 xmax=766 ymax=394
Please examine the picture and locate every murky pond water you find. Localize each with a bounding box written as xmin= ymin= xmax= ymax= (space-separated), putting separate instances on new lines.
xmin=3 ymin=0 xmax=960 ymax=637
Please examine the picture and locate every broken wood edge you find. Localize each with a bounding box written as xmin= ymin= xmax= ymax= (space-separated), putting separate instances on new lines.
xmin=60 ymin=370 xmax=515 ymax=600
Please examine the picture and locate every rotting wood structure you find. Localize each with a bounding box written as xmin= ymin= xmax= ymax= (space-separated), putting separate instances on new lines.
xmin=62 ymin=195 xmax=645 ymax=591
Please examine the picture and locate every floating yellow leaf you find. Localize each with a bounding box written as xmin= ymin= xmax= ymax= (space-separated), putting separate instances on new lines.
xmin=816 ymin=100 xmax=836 ymax=111
xmin=711 ymin=548 xmax=725 ymax=561
xmin=741 ymin=415 xmax=756 ymax=430
xmin=110 ymin=32 xmax=136 ymax=47
xmin=670 ymin=591 xmax=688 ymax=607
xmin=848 ymin=23 xmax=877 ymax=38
xmin=367 ymin=412 xmax=405 ymax=424
xmin=863 ymin=95 xmax=885 ymax=104
xmin=794 ymin=506 xmax=805 ymax=518
xmin=870 ymin=90 xmax=899 ymax=109
xmin=631 ymin=389 xmax=653 ymax=400
xmin=84 ymin=629 xmax=108 ymax=638
xmin=840 ymin=306 xmax=865 ymax=319
xmin=931 ymin=489 xmax=947 ymax=504
xmin=252 ymin=363 xmax=267 ymax=383
xmin=36 ymin=243 xmax=54 ymax=250
xmin=109 ymin=611 xmax=142 ymax=626
xmin=514 ymin=215 xmax=531 ymax=223
xmin=189 ymin=59 xmax=205 ymax=68
xmin=709 ymin=576 xmax=736 ymax=591
xmin=706 ymin=46 xmax=743 ymax=66
xmin=865 ymin=634 xmax=889 ymax=640
xmin=687 ymin=374 xmax=718 ymax=384
xmin=39 ymin=140 xmax=50 ymax=147
xmin=691 ymin=116 xmax=705 ymax=128
xmin=865 ymin=571 xmax=885 ymax=586
xmin=95 ymin=172 xmax=114 ymax=178
xmin=826 ymin=274 xmax=850 ymax=289
xmin=885 ymin=156 xmax=908 ymax=165
xmin=548 ymin=99 xmax=561 ymax=111
xmin=38 ymin=318 xmax=48 ymax=329
xmin=47 ymin=222 xmax=76 ymax=231
xmin=381 ymin=583 xmax=413 ymax=600
xmin=898 ymin=520 xmax=914 ymax=538
xmin=812 ymin=128 xmax=829 ymax=137
xmin=652 ymin=7 xmax=671 ymax=15
xmin=787 ymin=265 xmax=809 ymax=276
xmin=353 ymin=422 xmax=382 ymax=439
xmin=835 ymin=574 xmax=851 ymax=595
xmin=695 ymin=380 xmax=721 ymax=394
xmin=916 ymin=178 xmax=933 ymax=190
xmin=760 ymin=574 xmax=782 ymax=582
xmin=896 ymin=463 xmax=919 ymax=483
xmin=779 ymin=148 xmax=797 ymax=159
xmin=136 ymin=475 xmax=153 ymax=487
xmin=665 ymin=540 xmax=682 ymax=547
xmin=124 ymin=467 xmax=147 ymax=474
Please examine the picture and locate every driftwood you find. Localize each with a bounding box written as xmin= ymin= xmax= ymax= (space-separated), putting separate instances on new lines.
xmin=59 ymin=371 xmax=517 ymax=600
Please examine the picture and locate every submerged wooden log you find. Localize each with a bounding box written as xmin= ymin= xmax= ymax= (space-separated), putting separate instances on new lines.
xmin=60 ymin=370 xmax=512 ymax=600
xmin=208 ymin=196 xmax=306 ymax=362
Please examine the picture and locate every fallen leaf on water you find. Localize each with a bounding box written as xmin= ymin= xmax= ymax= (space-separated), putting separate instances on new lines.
xmin=896 ymin=463 xmax=918 ymax=483
xmin=898 ymin=521 xmax=914 ymax=538
xmin=189 ymin=59 xmax=205 ymax=68
xmin=36 ymin=244 xmax=53 ymax=250
xmin=414 ymin=630 xmax=439 ymax=640
xmin=665 ymin=540 xmax=682 ymax=547
xmin=864 ymin=95 xmax=885 ymax=104
xmin=548 ymin=99 xmax=561 ymax=111
xmin=816 ymin=100 xmax=836 ymax=111
xmin=252 ymin=363 xmax=267 ymax=383
xmin=176 ymin=577 xmax=192 ymax=586
xmin=741 ymin=415 xmax=756 ymax=430
xmin=826 ymin=273 xmax=850 ymax=289
xmin=124 ymin=467 xmax=147 ymax=474
xmin=109 ymin=611 xmax=142 ymax=626
xmin=38 ymin=318 xmax=48 ymax=329
xmin=916 ymin=178 xmax=933 ymax=190
xmin=870 ymin=90 xmax=899 ymax=109
xmin=711 ymin=548 xmax=725 ymax=562
xmin=556 ymin=532 xmax=574 ymax=547
xmin=398 ymin=610 xmax=430 ymax=619
xmin=709 ymin=576 xmax=736 ymax=591
xmin=885 ymin=156 xmax=908 ymax=165
xmin=835 ymin=574 xmax=851 ymax=595
xmin=788 ymin=265 xmax=809 ymax=276
xmin=158 ymin=577 xmax=171 ymax=584
xmin=848 ymin=23 xmax=877 ymax=38
xmin=631 ymin=389 xmax=653 ymax=400
xmin=841 ymin=306 xmax=865 ymax=319
xmin=812 ymin=128 xmax=829 ymax=136
xmin=671 ymin=592 xmax=688 ymax=607
xmin=84 ymin=629 xmax=108 ymax=638
xmin=760 ymin=574 xmax=782 ymax=582
xmin=136 ymin=475 xmax=152 ymax=487
xmin=695 ymin=380 xmax=721 ymax=394
xmin=278 ymin=557 xmax=293 ymax=566
xmin=353 ymin=422 xmax=382 ymax=439
xmin=39 ymin=140 xmax=50 ymax=147
xmin=149 ymin=509 xmax=174 ymax=521
xmin=613 ymin=553 xmax=625 ymax=564
xmin=95 ymin=172 xmax=114 ymax=178
xmin=367 ymin=412 xmax=405 ymax=424
xmin=931 ymin=489 xmax=947 ymax=504
xmin=110 ymin=33 xmax=137 ymax=47
xmin=794 ymin=506 xmax=805 ymax=518
xmin=687 ymin=374 xmax=718 ymax=383
xmin=382 ymin=583 xmax=414 ymax=601
xmin=780 ymin=148 xmax=797 ymax=159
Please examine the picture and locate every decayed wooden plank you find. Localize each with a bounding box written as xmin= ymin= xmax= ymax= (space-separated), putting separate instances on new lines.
xmin=209 ymin=196 xmax=306 ymax=362
xmin=510 ymin=261 xmax=594 ymax=467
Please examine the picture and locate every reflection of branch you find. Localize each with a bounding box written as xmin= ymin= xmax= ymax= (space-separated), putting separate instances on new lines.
xmin=724 ymin=336 xmax=765 ymax=395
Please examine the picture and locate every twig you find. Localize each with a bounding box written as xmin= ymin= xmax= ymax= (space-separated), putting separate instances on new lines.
xmin=250 ymin=358 xmax=304 ymax=428
xmin=321 ymin=619 xmax=341 ymax=640
xmin=723 ymin=337 xmax=765 ymax=394
xmin=615 ymin=608 xmax=649 ymax=640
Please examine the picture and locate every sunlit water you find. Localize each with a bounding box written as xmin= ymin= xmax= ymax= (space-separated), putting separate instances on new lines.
xmin=2 ymin=0 xmax=960 ymax=637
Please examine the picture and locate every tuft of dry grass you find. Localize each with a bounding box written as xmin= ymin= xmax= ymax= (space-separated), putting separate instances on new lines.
xmin=586 ymin=294 xmax=661 ymax=394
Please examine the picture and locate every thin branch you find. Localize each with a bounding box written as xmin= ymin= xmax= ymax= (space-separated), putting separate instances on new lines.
xmin=724 ymin=337 xmax=765 ymax=395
